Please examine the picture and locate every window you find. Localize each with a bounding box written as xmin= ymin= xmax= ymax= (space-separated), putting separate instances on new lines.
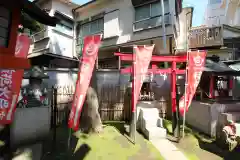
xmin=134 ymin=0 xmax=170 ymax=31
xmin=210 ymin=0 xmax=222 ymax=4
xmin=55 ymin=20 xmax=73 ymax=35
xmin=54 ymin=12 xmax=73 ymax=35
xmin=77 ymin=18 xmax=103 ymax=57
xmin=79 ymin=18 xmax=104 ymax=37
xmin=0 ymin=5 xmax=11 ymax=47
xmin=104 ymin=10 xmax=120 ymax=39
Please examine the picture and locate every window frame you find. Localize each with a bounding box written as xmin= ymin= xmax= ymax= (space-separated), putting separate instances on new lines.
xmin=76 ymin=17 xmax=104 ymax=57
xmin=133 ymin=0 xmax=170 ymax=32
xmin=79 ymin=18 xmax=104 ymax=38
xmin=0 ymin=2 xmax=20 ymax=55
xmin=54 ymin=11 xmax=74 ymax=35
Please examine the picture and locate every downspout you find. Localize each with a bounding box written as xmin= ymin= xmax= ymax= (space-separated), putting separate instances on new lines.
xmin=72 ymin=9 xmax=78 ymax=60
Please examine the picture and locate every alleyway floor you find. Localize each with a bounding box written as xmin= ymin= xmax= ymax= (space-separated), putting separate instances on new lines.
xmin=43 ymin=122 xmax=164 ymax=160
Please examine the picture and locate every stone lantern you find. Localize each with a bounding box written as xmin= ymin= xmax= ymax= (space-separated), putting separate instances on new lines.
xmin=10 ymin=66 xmax=51 ymax=148
xmin=20 ymin=66 xmax=49 ymax=108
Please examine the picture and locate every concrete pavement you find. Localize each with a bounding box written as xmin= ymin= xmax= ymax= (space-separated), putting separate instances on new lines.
xmin=151 ymin=139 xmax=188 ymax=160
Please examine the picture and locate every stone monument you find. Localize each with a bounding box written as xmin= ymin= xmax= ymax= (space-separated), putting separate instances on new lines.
xmin=11 ymin=66 xmax=51 ymax=150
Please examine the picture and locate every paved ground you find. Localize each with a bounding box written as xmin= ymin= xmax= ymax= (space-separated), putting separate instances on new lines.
xmin=151 ymin=139 xmax=188 ymax=160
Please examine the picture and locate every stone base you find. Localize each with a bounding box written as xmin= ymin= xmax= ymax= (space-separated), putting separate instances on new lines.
xmin=143 ymin=127 xmax=167 ymax=140
xmin=138 ymin=107 xmax=166 ymax=140
xmin=12 ymin=143 xmax=42 ymax=160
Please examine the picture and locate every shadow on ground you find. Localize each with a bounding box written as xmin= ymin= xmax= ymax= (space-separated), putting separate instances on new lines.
xmin=163 ymin=119 xmax=240 ymax=160
xmin=194 ymin=134 xmax=240 ymax=160
xmin=103 ymin=121 xmax=126 ymax=134
xmin=42 ymin=122 xmax=164 ymax=160
xmin=41 ymin=125 xmax=91 ymax=160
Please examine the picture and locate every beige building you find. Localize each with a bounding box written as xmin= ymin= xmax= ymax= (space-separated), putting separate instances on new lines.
xmin=73 ymin=0 xmax=180 ymax=69
xmin=204 ymin=0 xmax=240 ymax=26
xmin=29 ymin=0 xmax=79 ymax=68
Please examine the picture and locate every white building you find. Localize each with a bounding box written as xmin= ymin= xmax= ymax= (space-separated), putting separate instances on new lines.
xmin=204 ymin=0 xmax=240 ymax=27
xmin=73 ymin=0 xmax=182 ymax=69
xmin=29 ymin=0 xmax=79 ymax=68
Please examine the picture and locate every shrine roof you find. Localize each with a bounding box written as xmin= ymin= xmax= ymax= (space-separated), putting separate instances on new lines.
xmin=204 ymin=60 xmax=240 ymax=75
xmin=21 ymin=0 xmax=59 ymax=26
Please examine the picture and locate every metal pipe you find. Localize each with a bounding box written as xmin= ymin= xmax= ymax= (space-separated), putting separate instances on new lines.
xmin=160 ymin=0 xmax=167 ymax=51
xmin=72 ymin=10 xmax=78 ymax=59
xmin=182 ymin=11 xmax=191 ymax=138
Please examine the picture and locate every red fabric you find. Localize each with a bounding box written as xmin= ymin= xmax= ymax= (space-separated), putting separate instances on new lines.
xmin=68 ymin=35 xmax=101 ymax=131
xmin=209 ymin=76 xmax=214 ymax=98
xmin=179 ymin=51 xmax=207 ymax=116
xmin=132 ymin=45 xmax=154 ymax=112
xmin=0 ymin=34 xmax=30 ymax=124
xmin=229 ymin=77 xmax=233 ymax=89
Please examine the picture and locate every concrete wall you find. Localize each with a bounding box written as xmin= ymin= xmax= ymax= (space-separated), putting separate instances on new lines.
xmin=204 ymin=0 xmax=240 ymax=26
xmin=176 ymin=7 xmax=193 ymax=51
xmin=186 ymin=100 xmax=240 ymax=137
xmin=51 ymin=0 xmax=74 ymax=19
xmin=31 ymin=0 xmax=75 ymax=58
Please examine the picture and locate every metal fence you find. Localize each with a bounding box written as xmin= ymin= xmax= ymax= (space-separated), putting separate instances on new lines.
xmin=50 ymin=84 xmax=131 ymax=126
xmin=51 ymin=85 xmax=74 ymax=128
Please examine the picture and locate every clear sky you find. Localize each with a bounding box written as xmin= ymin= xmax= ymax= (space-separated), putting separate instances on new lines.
xmin=72 ymin=0 xmax=90 ymax=4
xmin=183 ymin=0 xmax=208 ymax=26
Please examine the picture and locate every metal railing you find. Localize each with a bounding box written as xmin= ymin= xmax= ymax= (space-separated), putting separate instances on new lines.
xmin=31 ymin=29 xmax=49 ymax=42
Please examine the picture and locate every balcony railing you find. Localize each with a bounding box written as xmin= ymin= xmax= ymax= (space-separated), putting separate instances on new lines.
xmin=31 ymin=29 xmax=49 ymax=42
xmin=188 ymin=26 xmax=223 ymax=49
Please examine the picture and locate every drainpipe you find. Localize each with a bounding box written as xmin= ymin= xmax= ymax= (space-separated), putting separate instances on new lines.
xmin=72 ymin=9 xmax=78 ymax=59
xmin=160 ymin=0 xmax=167 ymax=53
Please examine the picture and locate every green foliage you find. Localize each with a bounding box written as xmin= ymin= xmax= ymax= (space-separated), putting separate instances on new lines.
xmin=73 ymin=125 xmax=164 ymax=160
xmin=20 ymin=11 xmax=43 ymax=33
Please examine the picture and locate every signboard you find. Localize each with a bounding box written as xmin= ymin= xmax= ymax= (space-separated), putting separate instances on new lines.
xmin=0 ymin=34 xmax=30 ymax=124
xmin=68 ymin=35 xmax=101 ymax=131
xmin=179 ymin=50 xmax=207 ymax=115
xmin=132 ymin=45 xmax=154 ymax=112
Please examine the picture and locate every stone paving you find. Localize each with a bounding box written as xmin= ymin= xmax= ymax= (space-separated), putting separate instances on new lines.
xmin=151 ymin=139 xmax=188 ymax=160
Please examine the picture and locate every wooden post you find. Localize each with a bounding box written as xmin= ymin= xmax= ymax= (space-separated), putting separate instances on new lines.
xmin=96 ymin=56 xmax=99 ymax=70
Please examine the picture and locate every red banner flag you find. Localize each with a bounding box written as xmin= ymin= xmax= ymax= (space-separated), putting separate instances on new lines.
xmin=132 ymin=45 xmax=154 ymax=112
xmin=179 ymin=50 xmax=207 ymax=116
xmin=0 ymin=34 xmax=30 ymax=124
xmin=68 ymin=35 xmax=101 ymax=131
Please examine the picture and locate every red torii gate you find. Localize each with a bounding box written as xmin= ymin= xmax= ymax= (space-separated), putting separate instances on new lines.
xmin=115 ymin=52 xmax=187 ymax=140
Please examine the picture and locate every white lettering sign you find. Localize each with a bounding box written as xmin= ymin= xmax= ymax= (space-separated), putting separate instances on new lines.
xmin=0 ymin=87 xmax=10 ymax=99
xmin=0 ymin=98 xmax=8 ymax=108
